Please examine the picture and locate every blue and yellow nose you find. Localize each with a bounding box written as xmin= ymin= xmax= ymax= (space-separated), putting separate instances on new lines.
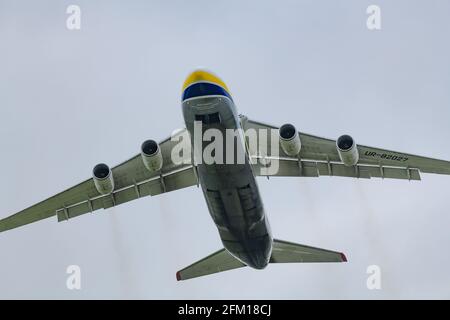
xmin=182 ymin=69 xmax=233 ymax=102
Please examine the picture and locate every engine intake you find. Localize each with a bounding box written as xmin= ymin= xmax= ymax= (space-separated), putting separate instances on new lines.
xmin=336 ymin=134 xmax=359 ymax=166
xmin=93 ymin=163 xmax=114 ymax=195
xmin=279 ymin=123 xmax=301 ymax=157
xmin=141 ymin=139 xmax=163 ymax=172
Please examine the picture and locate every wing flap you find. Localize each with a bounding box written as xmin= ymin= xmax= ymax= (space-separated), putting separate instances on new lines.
xmin=56 ymin=165 xmax=197 ymax=222
xmin=252 ymin=157 xmax=421 ymax=180
xmin=358 ymin=145 xmax=450 ymax=175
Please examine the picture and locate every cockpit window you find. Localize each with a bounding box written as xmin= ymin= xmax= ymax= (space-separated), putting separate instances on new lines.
xmin=195 ymin=112 xmax=221 ymax=125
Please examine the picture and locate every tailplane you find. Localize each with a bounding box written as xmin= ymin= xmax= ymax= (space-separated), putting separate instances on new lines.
xmin=176 ymin=239 xmax=346 ymax=281
xmin=270 ymin=239 xmax=347 ymax=263
xmin=176 ymin=248 xmax=245 ymax=281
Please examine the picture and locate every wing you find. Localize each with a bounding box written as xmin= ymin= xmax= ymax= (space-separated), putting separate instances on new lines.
xmin=242 ymin=116 xmax=450 ymax=180
xmin=0 ymin=129 xmax=196 ymax=233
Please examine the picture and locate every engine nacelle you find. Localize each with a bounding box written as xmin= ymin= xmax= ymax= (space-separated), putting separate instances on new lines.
xmin=279 ymin=123 xmax=301 ymax=157
xmin=336 ymin=134 xmax=359 ymax=166
xmin=93 ymin=163 xmax=114 ymax=195
xmin=141 ymin=139 xmax=163 ymax=172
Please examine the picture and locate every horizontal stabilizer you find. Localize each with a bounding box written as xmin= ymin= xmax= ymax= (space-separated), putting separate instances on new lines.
xmin=176 ymin=239 xmax=346 ymax=281
xmin=270 ymin=239 xmax=347 ymax=263
xmin=176 ymin=248 xmax=245 ymax=281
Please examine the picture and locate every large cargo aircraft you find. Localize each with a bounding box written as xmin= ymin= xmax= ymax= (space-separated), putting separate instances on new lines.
xmin=2 ymin=69 xmax=450 ymax=280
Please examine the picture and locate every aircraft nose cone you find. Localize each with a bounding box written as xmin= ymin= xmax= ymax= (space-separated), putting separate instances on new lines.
xmin=182 ymin=69 xmax=229 ymax=91
xmin=181 ymin=69 xmax=232 ymax=102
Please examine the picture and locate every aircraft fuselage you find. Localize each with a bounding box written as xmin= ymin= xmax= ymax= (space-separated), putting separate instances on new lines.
xmin=182 ymin=94 xmax=272 ymax=269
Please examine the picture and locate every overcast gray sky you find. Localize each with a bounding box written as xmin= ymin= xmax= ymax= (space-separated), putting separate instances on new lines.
xmin=1 ymin=0 xmax=450 ymax=299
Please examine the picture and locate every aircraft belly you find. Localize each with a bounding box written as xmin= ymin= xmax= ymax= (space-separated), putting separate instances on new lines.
xmin=199 ymin=162 xmax=272 ymax=269
xmin=183 ymin=96 xmax=272 ymax=269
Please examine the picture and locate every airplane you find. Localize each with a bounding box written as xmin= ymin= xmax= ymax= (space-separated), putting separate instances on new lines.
xmin=2 ymin=69 xmax=450 ymax=281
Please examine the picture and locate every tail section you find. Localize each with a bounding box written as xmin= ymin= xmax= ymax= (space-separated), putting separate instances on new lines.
xmin=270 ymin=239 xmax=347 ymax=263
xmin=176 ymin=239 xmax=346 ymax=281
xmin=176 ymin=248 xmax=245 ymax=281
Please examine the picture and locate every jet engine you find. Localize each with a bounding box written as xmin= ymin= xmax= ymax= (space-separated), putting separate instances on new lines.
xmin=141 ymin=139 xmax=163 ymax=172
xmin=279 ymin=123 xmax=301 ymax=157
xmin=336 ymin=134 xmax=359 ymax=166
xmin=93 ymin=163 xmax=114 ymax=195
